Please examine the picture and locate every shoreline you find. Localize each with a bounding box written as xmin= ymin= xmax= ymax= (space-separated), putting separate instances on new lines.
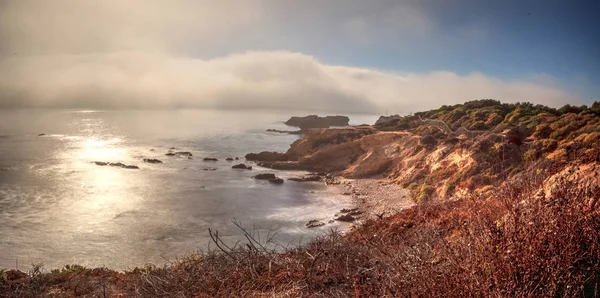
xmin=320 ymin=174 xmax=414 ymax=227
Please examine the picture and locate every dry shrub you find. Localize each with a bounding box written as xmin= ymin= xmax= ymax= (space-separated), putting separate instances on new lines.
xmin=130 ymin=166 xmax=599 ymax=297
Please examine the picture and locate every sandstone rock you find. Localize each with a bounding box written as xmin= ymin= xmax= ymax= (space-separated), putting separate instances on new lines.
xmin=232 ymin=163 xmax=252 ymax=170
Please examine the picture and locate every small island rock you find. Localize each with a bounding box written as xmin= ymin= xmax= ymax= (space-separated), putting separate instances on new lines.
xmin=232 ymin=164 xmax=252 ymax=170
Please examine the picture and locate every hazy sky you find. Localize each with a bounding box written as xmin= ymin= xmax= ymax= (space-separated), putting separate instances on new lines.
xmin=0 ymin=0 xmax=597 ymax=113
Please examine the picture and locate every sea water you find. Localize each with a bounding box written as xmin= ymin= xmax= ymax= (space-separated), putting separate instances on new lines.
xmin=0 ymin=109 xmax=377 ymax=270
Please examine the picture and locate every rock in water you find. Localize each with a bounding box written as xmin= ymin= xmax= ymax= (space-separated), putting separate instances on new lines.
xmin=335 ymin=214 xmax=355 ymax=222
xmin=340 ymin=208 xmax=359 ymax=213
xmin=245 ymin=151 xmax=294 ymax=162
xmin=203 ymin=158 xmax=218 ymax=161
xmin=266 ymin=129 xmax=303 ymax=135
xmin=288 ymin=175 xmax=321 ymax=182
xmin=305 ymin=220 xmax=325 ymax=228
xmin=226 ymin=157 xmax=234 ymax=161
xmin=166 ymin=151 xmax=193 ymax=157
xmin=284 ymin=115 xmax=349 ymax=128
xmin=253 ymin=173 xmax=277 ymax=180
xmin=93 ymin=161 xmax=139 ymax=169
xmin=143 ymin=158 xmax=163 ymax=164
xmin=268 ymin=178 xmax=284 ymax=184
xmin=324 ymin=116 xmax=351 ymax=126
xmin=232 ymin=164 xmax=252 ymax=170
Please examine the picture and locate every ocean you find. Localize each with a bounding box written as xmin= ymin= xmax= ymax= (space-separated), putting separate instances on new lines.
xmin=0 ymin=109 xmax=377 ymax=270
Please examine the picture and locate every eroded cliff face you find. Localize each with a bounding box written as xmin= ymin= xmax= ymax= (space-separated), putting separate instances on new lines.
xmin=251 ymin=126 xmax=479 ymax=200
xmin=249 ymin=124 xmax=599 ymax=202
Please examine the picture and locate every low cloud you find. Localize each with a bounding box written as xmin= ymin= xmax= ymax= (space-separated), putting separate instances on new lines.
xmin=0 ymin=51 xmax=578 ymax=113
xmin=0 ymin=1 xmax=580 ymax=113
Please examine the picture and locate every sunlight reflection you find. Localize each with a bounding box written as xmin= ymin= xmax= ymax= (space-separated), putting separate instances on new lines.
xmin=77 ymin=138 xmax=127 ymax=162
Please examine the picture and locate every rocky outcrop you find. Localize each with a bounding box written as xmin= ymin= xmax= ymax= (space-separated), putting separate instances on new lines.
xmin=252 ymin=173 xmax=284 ymax=184
xmin=143 ymin=158 xmax=163 ymax=164
xmin=284 ymin=115 xmax=349 ymax=129
xmin=374 ymin=115 xmax=401 ymax=125
xmin=305 ymin=220 xmax=325 ymax=228
xmin=232 ymin=164 xmax=252 ymax=170
xmin=93 ymin=161 xmax=139 ymax=169
xmin=253 ymin=173 xmax=277 ymax=180
xmin=288 ymin=175 xmax=321 ymax=182
xmin=268 ymin=178 xmax=284 ymax=184
xmin=335 ymin=214 xmax=356 ymax=222
xmin=166 ymin=151 xmax=193 ymax=157
xmin=266 ymin=129 xmax=303 ymax=135
xmin=245 ymin=151 xmax=296 ymax=162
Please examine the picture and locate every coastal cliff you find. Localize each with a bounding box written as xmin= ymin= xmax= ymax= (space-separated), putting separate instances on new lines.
xmin=250 ymin=100 xmax=600 ymax=202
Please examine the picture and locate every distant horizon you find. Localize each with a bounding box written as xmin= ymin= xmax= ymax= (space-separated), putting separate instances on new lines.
xmin=0 ymin=98 xmax=592 ymax=117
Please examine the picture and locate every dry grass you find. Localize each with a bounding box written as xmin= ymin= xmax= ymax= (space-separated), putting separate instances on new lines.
xmin=128 ymin=165 xmax=599 ymax=297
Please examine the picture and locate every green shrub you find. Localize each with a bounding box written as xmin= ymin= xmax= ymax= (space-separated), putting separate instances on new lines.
xmin=415 ymin=185 xmax=435 ymax=203
xmin=523 ymin=149 xmax=538 ymax=161
xmin=469 ymin=120 xmax=486 ymax=130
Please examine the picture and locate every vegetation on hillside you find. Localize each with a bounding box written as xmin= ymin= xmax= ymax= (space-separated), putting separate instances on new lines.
xmin=376 ymin=99 xmax=600 ymax=201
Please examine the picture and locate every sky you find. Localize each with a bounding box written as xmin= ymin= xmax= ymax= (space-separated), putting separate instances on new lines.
xmin=0 ymin=0 xmax=598 ymax=114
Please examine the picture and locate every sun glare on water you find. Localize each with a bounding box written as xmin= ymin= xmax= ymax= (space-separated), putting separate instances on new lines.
xmin=79 ymin=138 xmax=127 ymax=162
